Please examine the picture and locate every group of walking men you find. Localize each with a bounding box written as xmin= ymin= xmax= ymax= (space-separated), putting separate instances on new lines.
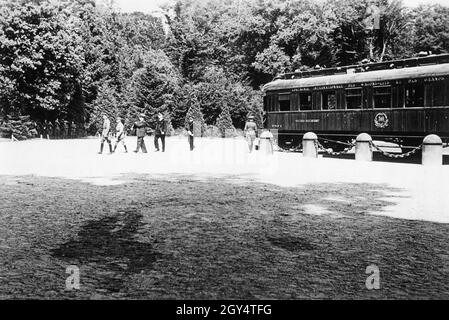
xmin=98 ymin=112 xmax=259 ymax=155
xmin=98 ymin=113 xmax=196 ymax=154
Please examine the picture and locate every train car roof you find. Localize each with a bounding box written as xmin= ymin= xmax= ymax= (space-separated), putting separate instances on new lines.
xmin=263 ymin=63 xmax=449 ymax=92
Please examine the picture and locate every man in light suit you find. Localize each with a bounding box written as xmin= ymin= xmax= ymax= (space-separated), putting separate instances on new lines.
xmin=98 ymin=114 xmax=113 ymax=154
xmin=112 ymin=117 xmax=128 ymax=153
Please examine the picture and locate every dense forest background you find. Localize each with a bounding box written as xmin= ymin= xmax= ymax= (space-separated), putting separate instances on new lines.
xmin=0 ymin=0 xmax=448 ymax=137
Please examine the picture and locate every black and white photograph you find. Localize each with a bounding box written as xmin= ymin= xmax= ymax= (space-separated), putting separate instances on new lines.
xmin=0 ymin=0 xmax=448 ymax=309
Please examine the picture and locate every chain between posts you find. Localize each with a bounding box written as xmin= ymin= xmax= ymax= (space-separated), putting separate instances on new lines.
xmin=370 ymin=141 xmax=422 ymax=159
xmin=314 ymin=139 xmax=422 ymax=158
xmin=318 ymin=137 xmax=354 ymax=147
xmin=315 ymin=140 xmax=355 ymax=156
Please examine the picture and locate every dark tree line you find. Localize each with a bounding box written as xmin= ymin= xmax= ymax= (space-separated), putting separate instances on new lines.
xmin=1 ymin=0 xmax=448 ymax=138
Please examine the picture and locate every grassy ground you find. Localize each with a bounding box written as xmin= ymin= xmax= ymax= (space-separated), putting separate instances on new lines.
xmin=0 ymin=174 xmax=448 ymax=299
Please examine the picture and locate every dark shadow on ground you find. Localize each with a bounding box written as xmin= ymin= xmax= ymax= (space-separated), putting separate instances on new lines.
xmin=51 ymin=208 xmax=162 ymax=293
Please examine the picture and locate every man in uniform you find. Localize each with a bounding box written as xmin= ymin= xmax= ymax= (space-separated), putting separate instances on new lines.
xmin=36 ymin=120 xmax=44 ymax=139
xmin=186 ymin=117 xmax=194 ymax=151
xmin=98 ymin=114 xmax=113 ymax=154
xmin=46 ymin=120 xmax=53 ymax=139
xmin=112 ymin=117 xmax=128 ymax=153
xmin=54 ymin=118 xmax=61 ymax=139
xmin=154 ymin=113 xmax=167 ymax=152
xmin=63 ymin=120 xmax=69 ymax=139
xmin=43 ymin=119 xmax=50 ymax=140
xmin=244 ymin=115 xmax=258 ymax=152
xmin=70 ymin=121 xmax=77 ymax=139
xmin=132 ymin=114 xmax=147 ymax=153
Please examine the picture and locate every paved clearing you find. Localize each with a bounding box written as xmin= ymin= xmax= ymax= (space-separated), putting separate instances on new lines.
xmin=0 ymin=137 xmax=448 ymax=299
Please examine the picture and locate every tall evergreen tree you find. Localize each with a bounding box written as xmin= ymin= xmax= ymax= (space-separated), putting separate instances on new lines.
xmin=216 ymin=102 xmax=235 ymax=138
xmin=127 ymin=49 xmax=180 ymax=124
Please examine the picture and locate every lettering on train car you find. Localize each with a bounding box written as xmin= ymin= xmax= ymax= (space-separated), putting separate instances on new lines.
xmin=292 ymin=88 xmax=313 ymax=92
xmin=424 ymin=76 xmax=446 ymax=82
xmin=405 ymin=77 xmax=447 ymax=84
xmin=295 ymin=119 xmax=320 ymax=123
xmin=313 ymin=85 xmax=344 ymax=90
xmin=361 ymin=81 xmax=391 ymax=87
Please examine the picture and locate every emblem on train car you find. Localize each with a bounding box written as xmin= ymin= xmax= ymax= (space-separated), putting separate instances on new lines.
xmin=374 ymin=113 xmax=389 ymax=128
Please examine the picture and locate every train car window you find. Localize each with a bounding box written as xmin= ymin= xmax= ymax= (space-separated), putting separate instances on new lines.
xmin=373 ymin=86 xmax=391 ymax=109
xmin=346 ymin=88 xmax=362 ymax=109
xmin=405 ymin=84 xmax=424 ymax=108
xmin=278 ymin=93 xmax=290 ymax=111
xmin=432 ymin=81 xmax=445 ymax=106
xmin=299 ymin=92 xmax=312 ymax=110
xmin=322 ymin=91 xmax=337 ymax=110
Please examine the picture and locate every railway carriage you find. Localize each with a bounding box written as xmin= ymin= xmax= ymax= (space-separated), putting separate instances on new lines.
xmin=262 ymin=54 xmax=449 ymax=149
